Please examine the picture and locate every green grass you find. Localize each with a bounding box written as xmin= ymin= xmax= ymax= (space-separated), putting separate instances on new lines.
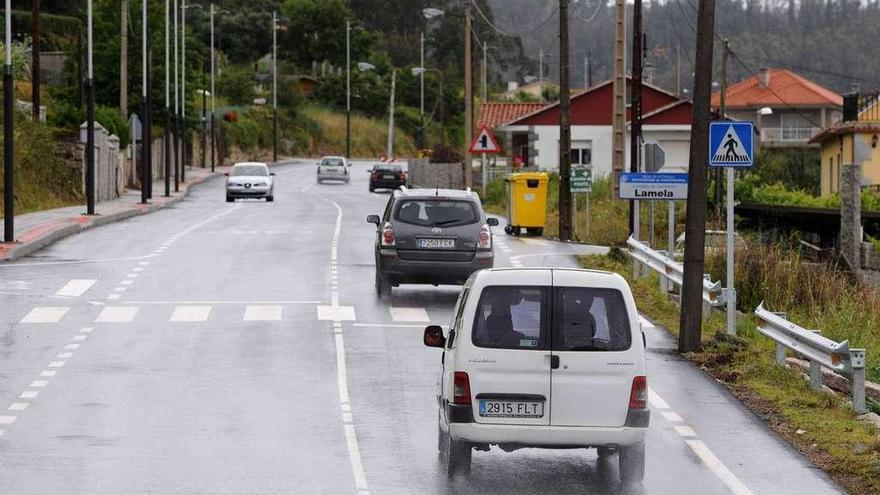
xmin=0 ymin=118 xmax=83 ymax=216
xmin=581 ymin=251 xmax=880 ymax=495
xmin=301 ymin=105 xmax=417 ymax=158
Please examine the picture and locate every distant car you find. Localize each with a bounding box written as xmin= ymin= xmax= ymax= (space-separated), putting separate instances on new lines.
xmin=367 ymin=188 xmax=498 ymax=298
xmin=369 ymin=164 xmax=407 ymax=192
xmin=424 ymin=268 xmax=649 ymax=481
xmin=225 ymin=162 xmax=274 ymax=202
xmin=316 ymin=156 xmax=350 ymax=183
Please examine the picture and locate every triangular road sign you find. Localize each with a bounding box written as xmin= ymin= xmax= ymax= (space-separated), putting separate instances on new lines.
xmin=469 ymin=125 xmax=502 ymax=154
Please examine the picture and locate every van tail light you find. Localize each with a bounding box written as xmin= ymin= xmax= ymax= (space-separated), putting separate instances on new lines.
xmin=629 ymin=376 xmax=648 ymax=410
xmin=453 ymin=372 xmax=472 ymax=405
xmin=381 ymin=222 xmax=395 ymax=247
xmin=478 ymin=224 xmax=492 ymax=249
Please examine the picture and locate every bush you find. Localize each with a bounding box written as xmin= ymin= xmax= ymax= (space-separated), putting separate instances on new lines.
xmin=95 ymin=106 xmax=130 ymax=147
xmin=430 ymin=144 xmax=462 ymax=163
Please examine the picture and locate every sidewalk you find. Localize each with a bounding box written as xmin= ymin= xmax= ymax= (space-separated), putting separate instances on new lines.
xmin=0 ymin=166 xmax=228 ymax=261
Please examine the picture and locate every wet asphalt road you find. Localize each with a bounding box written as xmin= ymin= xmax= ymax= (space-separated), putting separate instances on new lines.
xmin=0 ymin=160 xmax=846 ymax=494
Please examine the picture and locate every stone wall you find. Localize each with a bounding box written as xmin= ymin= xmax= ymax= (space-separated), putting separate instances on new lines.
xmin=406 ymin=158 xmax=464 ymax=190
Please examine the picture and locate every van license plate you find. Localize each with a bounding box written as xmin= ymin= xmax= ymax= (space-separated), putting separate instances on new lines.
xmin=479 ymin=400 xmax=544 ymax=418
xmin=418 ymin=238 xmax=455 ymax=249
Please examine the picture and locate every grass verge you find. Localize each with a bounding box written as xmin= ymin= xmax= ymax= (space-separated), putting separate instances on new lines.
xmin=579 ymin=252 xmax=880 ymax=495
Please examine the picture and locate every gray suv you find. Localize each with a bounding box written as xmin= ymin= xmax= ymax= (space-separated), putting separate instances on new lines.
xmin=367 ymin=188 xmax=498 ymax=297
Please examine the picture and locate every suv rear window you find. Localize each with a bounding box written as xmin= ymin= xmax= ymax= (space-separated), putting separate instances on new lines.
xmin=394 ymin=199 xmax=479 ymax=227
xmin=375 ymin=165 xmax=401 ymax=172
xmin=472 ymin=287 xmax=549 ymax=350
xmin=555 ymin=287 xmax=631 ymax=351
xmin=321 ymin=158 xmax=344 ymax=167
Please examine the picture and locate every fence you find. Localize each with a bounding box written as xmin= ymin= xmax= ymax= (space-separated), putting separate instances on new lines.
xmin=626 ymin=236 xmax=725 ymax=310
xmin=754 ymin=302 xmax=867 ymax=414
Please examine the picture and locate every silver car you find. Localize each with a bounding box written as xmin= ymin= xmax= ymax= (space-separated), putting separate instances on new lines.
xmin=316 ymin=156 xmax=350 ymax=183
xmin=225 ymin=162 xmax=275 ymax=202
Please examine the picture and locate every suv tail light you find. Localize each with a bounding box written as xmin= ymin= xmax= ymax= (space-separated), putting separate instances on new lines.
xmin=453 ymin=372 xmax=472 ymax=405
xmin=629 ymin=376 xmax=648 ymax=409
xmin=478 ymin=224 xmax=492 ymax=249
xmin=381 ymin=222 xmax=395 ymax=247
xmin=371 ymin=170 xmax=379 ymax=179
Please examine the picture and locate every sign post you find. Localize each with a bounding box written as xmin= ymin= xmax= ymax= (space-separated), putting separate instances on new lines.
xmin=469 ymin=125 xmax=502 ymax=196
xmin=709 ymin=121 xmax=754 ymax=336
xmin=570 ymin=166 xmax=593 ymax=239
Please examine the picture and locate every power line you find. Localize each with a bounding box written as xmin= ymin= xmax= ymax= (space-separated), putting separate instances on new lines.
xmin=576 ymin=0 xmax=604 ymax=24
xmin=471 ymin=0 xmax=559 ymax=37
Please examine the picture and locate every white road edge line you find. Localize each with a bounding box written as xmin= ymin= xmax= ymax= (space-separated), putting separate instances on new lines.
xmin=686 ymin=440 xmax=756 ymax=495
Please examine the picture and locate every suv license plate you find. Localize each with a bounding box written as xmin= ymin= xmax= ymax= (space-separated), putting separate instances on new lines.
xmin=418 ymin=238 xmax=455 ymax=249
xmin=383 ymin=175 xmax=395 ymax=179
xmin=479 ymin=400 xmax=544 ymax=418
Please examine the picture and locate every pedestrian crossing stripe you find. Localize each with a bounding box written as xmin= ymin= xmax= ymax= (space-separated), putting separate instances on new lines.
xmin=709 ymin=122 xmax=754 ymax=167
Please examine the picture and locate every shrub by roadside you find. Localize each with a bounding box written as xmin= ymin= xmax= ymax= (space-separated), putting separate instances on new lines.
xmin=579 ymin=251 xmax=880 ymax=495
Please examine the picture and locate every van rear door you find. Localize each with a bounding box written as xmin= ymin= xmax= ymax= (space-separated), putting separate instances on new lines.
xmin=464 ymin=280 xmax=552 ymax=426
xmin=549 ymin=270 xmax=642 ymax=427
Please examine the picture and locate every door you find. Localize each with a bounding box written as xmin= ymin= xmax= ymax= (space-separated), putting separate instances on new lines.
xmin=464 ymin=282 xmax=552 ymax=426
xmin=549 ymin=271 xmax=639 ymax=427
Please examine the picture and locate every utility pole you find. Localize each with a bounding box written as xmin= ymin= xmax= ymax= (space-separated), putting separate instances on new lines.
xmin=675 ymin=43 xmax=682 ymax=97
xmin=173 ymin=0 xmax=179 ymax=192
xmin=201 ymin=61 xmax=207 ymax=168
xmin=210 ymin=2 xmax=215 ymax=172
xmin=120 ymin=0 xmax=128 ymax=117
xmin=630 ymin=0 xmax=644 ymax=236
xmin=588 ymin=48 xmax=592 ymax=87
xmin=386 ymin=69 xmax=397 ymax=160
xmin=715 ymin=39 xmax=728 ymax=218
xmin=3 ymin=0 xmax=14 ymax=242
xmin=679 ymin=0 xmax=717 ymax=353
xmin=346 ymin=21 xmax=351 ymax=158
xmin=419 ymin=31 xmax=425 ymax=150
xmin=164 ymin=0 xmax=171 ymax=197
xmin=559 ymin=0 xmax=572 ymax=241
xmin=463 ymin=0 xmax=473 ymax=189
xmin=538 ymin=48 xmax=544 ymax=103
xmin=481 ymin=43 xmax=487 ymax=103
xmin=272 ymin=10 xmax=278 ymax=163
xmin=31 ymin=0 xmax=41 ymax=121
xmin=181 ymin=0 xmax=187 ymax=182
xmin=611 ymin=0 xmax=626 ymax=199
xmin=140 ymin=0 xmax=148 ymax=204
xmin=86 ymin=0 xmax=95 ymax=215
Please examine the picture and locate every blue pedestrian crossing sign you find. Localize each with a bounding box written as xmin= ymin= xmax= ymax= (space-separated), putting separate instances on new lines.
xmin=709 ymin=122 xmax=754 ymax=167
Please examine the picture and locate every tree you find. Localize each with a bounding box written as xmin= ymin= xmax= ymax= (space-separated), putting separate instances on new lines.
xmin=279 ymin=0 xmax=353 ymax=67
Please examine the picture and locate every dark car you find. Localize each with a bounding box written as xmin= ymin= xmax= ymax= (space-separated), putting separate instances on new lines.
xmin=367 ymin=188 xmax=498 ymax=298
xmin=369 ymin=164 xmax=407 ymax=192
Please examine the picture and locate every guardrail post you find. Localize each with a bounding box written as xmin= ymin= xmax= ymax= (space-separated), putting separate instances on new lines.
xmin=809 ymin=330 xmax=822 ymax=391
xmin=851 ymin=349 xmax=867 ymax=414
xmin=775 ymin=342 xmax=786 ymax=365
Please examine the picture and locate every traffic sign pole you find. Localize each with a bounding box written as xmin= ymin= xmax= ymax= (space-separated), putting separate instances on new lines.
xmin=725 ymin=166 xmax=736 ymax=335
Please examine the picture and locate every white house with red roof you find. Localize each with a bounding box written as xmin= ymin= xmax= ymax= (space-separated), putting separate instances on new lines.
xmin=711 ymin=68 xmax=842 ymax=147
xmin=495 ymin=78 xmax=692 ymax=178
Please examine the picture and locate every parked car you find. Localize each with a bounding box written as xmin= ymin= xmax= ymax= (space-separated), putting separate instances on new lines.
xmin=367 ymin=188 xmax=498 ymax=298
xmin=316 ymin=156 xmax=350 ymax=183
xmin=368 ymin=164 xmax=407 ymax=192
xmin=225 ymin=162 xmax=275 ymax=202
xmin=424 ymin=267 xmax=649 ymax=481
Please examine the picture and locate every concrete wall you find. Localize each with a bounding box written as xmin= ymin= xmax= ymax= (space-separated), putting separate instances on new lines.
xmin=407 ymin=158 xmax=464 ymax=190
xmin=79 ymin=123 xmax=124 ymax=202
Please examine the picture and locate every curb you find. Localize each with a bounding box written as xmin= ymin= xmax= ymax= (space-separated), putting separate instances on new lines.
xmin=0 ymin=170 xmax=221 ymax=262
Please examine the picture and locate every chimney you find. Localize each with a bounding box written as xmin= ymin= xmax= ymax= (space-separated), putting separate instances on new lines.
xmin=758 ymin=67 xmax=771 ymax=88
xmin=507 ymin=81 xmax=519 ymax=93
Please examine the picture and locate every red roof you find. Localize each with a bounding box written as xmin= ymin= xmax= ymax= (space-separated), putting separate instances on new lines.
xmin=478 ymin=102 xmax=546 ymax=129
xmin=503 ymin=78 xmax=691 ymax=127
xmin=711 ymin=68 xmax=842 ymax=109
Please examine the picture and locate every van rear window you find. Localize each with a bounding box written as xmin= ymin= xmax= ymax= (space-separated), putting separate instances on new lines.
xmin=472 ymin=287 xmax=549 ymax=350
xmin=555 ymin=287 xmax=631 ymax=351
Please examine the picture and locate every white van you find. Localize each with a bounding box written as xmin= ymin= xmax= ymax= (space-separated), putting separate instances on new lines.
xmin=424 ymin=267 xmax=649 ymax=482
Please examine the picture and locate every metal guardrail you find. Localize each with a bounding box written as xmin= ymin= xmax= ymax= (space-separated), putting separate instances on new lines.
xmin=755 ymin=302 xmax=867 ymax=414
xmin=626 ymin=236 xmax=724 ymax=307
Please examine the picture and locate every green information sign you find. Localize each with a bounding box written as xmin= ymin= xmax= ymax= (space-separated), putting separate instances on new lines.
xmin=570 ymin=166 xmax=593 ymax=193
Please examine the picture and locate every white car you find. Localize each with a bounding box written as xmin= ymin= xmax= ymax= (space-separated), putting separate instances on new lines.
xmin=316 ymin=156 xmax=350 ymax=183
xmin=424 ymin=267 xmax=649 ymax=482
xmin=225 ymin=162 xmax=275 ymax=202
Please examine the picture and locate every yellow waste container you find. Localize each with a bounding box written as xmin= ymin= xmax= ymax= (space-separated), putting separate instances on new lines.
xmin=504 ymin=172 xmax=549 ymax=236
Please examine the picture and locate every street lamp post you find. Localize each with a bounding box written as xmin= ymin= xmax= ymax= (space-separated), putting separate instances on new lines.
xmin=164 ymin=0 xmax=171 ymax=197
xmin=4 ymin=0 xmax=14 ymax=241
xmin=419 ymin=8 xmax=444 ymax=151
xmin=140 ymin=0 xmax=149 ymax=204
xmin=210 ymin=2 xmax=215 ymax=172
xmin=345 ymin=20 xmax=350 ymax=159
xmin=85 ymin=0 xmax=95 ymax=215
xmin=173 ymin=0 xmax=179 ymax=191
xmin=272 ymin=10 xmax=278 ymax=163
xmin=201 ymin=68 xmax=207 ymax=169
xmin=181 ymin=0 xmax=187 ymax=183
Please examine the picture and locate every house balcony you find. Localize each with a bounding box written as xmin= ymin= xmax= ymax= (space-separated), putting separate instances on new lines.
xmin=759 ymin=127 xmax=822 ymax=147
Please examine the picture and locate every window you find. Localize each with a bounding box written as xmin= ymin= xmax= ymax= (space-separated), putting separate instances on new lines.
xmin=555 ymin=287 xmax=631 ymax=351
xmin=472 ymin=287 xmax=548 ymax=350
xmin=375 ymin=165 xmax=402 ymax=173
xmin=231 ymin=165 xmax=268 ymax=176
xmin=829 ymin=156 xmax=835 ymax=193
xmin=382 ymin=197 xmax=395 ymax=221
xmin=570 ymin=141 xmax=592 ymax=166
xmin=394 ymin=199 xmax=478 ymax=227
xmin=321 ymin=158 xmax=345 ymax=167
xmin=447 ymin=288 xmax=471 ymax=349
